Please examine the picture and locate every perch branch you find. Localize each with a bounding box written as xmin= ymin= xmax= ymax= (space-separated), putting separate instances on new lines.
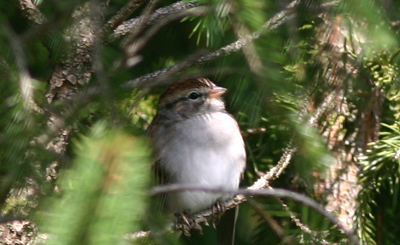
xmin=150 ymin=186 xmax=360 ymax=245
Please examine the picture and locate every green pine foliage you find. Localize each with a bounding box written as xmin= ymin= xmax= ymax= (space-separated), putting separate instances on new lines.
xmin=357 ymin=123 xmax=400 ymax=245
xmin=355 ymin=47 xmax=400 ymax=245
xmin=37 ymin=122 xmax=150 ymax=244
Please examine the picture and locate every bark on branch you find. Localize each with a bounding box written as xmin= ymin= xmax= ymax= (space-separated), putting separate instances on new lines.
xmin=149 ymin=186 xmax=359 ymax=245
xmin=111 ymin=1 xmax=198 ymax=40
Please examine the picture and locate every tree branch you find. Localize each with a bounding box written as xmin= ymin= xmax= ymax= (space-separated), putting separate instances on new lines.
xmin=112 ymin=1 xmax=198 ymax=40
xmin=122 ymin=0 xmax=343 ymax=89
xmin=123 ymin=6 xmax=209 ymax=67
xmin=15 ymin=0 xmax=45 ymax=24
xmin=252 ymin=91 xmax=337 ymax=190
xmin=103 ymin=0 xmax=147 ymax=33
xmin=122 ymin=0 xmax=300 ymax=88
xmin=150 ymin=186 xmax=360 ymax=245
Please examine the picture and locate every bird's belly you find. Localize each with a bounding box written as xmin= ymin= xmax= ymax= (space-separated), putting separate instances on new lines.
xmin=158 ymin=112 xmax=245 ymax=213
xmin=163 ymin=145 xmax=243 ymax=213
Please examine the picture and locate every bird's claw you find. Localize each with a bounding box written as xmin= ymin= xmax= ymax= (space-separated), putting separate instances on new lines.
xmin=174 ymin=211 xmax=206 ymax=236
xmin=211 ymin=201 xmax=226 ymax=227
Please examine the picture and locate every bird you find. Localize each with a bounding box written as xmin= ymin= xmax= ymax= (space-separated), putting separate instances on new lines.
xmin=148 ymin=77 xmax=246 ymax=244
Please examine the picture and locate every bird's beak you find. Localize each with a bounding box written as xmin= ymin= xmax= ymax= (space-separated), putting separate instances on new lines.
xmin=209 ymin=86 xmax=227 ymax=98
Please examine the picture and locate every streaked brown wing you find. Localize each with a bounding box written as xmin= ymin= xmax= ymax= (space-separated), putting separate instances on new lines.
xmin=152 ymin=159 xmax=170 ymax=213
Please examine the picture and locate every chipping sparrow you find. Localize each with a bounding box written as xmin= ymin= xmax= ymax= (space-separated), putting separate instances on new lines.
xmin=148 ymin=77 xmax=246 ymax=243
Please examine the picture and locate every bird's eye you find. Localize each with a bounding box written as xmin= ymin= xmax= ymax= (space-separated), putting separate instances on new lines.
xmin=188 ymin=92 xmax=201 ymax=100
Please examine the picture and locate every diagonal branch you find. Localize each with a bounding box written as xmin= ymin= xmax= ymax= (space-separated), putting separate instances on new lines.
xmin=14 ymin=0 xmax=45 ymax=24
xmin=122 ymin=0 xmax=300 ymax=89
xmin=122 ymin=0 xmax=342 ymax=89
xmin=250 ymin=91 xmax=337 ymax=190
xmin=112 ymin=1 xmax=198 ymax=40
xmin=123 ymin=6 xmax=209 ymax=67
xmin=103 ymin=0 xmax=147 ymax=33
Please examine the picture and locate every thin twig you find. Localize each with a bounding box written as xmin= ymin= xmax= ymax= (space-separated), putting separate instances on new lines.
xmin=122 ymin=0 xmax=344 ymax=89
xmin=123 ymin=5 xmax=209 ymax=67
xmin=112 ymin=1 xmax=198 ymax=40
xmin=275 ymin=194 xmax=330 ymax=244
xmin=247 ymin=199 xmax=295 ymax=244
xmin=122 ymin=0 xmax=160 ymax=49
xmin=250 ymin=140 xmax=297 ymax=190
xmin=123 ymin=0 xmax=301 ymax=88
xmin=259 ymin=91 xmax=338 ymax=243
xmin=251 ymin=91 xmax=337 ymax=190
xmin=248 ymin=94 xmax=312 ymax=190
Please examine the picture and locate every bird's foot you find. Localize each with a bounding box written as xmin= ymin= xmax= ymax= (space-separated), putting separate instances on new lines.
xmin=174 ymin=211 xmax=207 ymax=237
xmin=211 ymin=201 xmax=226 ymax=228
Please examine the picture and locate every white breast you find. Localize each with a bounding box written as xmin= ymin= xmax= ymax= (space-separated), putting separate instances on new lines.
xmin=155 ymin=112 xmax=246 ymax=213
